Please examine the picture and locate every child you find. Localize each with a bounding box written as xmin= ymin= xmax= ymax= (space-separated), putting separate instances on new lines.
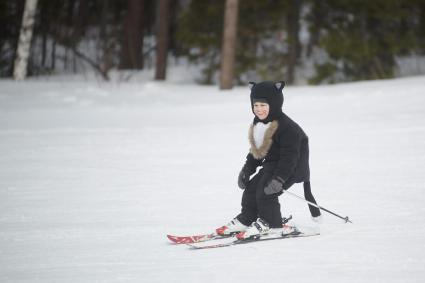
xmin=216 ymin=81 xmax=321 ymax=240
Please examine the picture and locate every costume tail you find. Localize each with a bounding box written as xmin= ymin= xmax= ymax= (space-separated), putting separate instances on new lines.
xmin=303 ymin=181 xmax=321 ymax=217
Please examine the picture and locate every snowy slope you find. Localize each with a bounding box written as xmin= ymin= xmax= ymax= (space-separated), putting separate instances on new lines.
xmin=0 ymin=75 xmax=425 ymax=282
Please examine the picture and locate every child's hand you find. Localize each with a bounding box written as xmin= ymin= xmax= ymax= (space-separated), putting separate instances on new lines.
xmin=264 ymin=176 xmax=285 ymax=195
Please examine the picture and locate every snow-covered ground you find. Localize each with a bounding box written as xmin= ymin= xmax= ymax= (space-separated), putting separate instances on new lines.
xmin=0 ymin=75 xmax=424 ymax=282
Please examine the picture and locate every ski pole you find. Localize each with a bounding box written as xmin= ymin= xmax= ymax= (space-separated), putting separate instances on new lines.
xmin=282 ymin=189 xmax=352 ymax=223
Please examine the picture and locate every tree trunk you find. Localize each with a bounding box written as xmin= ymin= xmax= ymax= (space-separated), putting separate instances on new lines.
xmin=51 ymin=39 xmax=56 ymax=69
xmin=13 ymin=0 xmax=38 ymax=80
xmin=99 ymin=0 xmax=112 ymax=80
xmin=120 ymin=0 xmax=145 ymax=69
xmin=307 ymin=1 xmax=323 ymax=57
xmin=41 ymin=31 xmax=47 ymax=68
xmin=220 ymin=0 xmax=239 ymax=90
xmin=155 ymin=0 xmax=170 ymax=80
xmin=286 ymin=0 xmax=301 ymax=85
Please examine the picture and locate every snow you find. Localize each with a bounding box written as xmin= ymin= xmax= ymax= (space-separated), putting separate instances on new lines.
xmin=1 ymin=75 xmax=425 ymax=282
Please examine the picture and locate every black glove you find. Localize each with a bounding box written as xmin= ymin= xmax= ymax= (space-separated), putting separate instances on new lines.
xmin=264 ymin=176 xmax=285 ymax=195
xmin=237 ymin=169 xmax=250 ymax=190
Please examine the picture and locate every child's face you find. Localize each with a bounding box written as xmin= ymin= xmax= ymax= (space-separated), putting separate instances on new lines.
xmin=253 ymin=102 xmax=270 ymax=120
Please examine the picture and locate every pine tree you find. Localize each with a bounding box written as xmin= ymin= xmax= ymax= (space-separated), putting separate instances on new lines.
xmin=308 ymin=0 xmax=425 ymax=83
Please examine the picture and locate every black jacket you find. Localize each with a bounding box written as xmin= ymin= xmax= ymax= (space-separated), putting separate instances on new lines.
xmin=244 ymin=112 xmax=310 ymax=184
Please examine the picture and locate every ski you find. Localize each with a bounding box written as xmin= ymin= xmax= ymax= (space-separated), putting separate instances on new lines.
xmin=186 ymin=225 xmax=319 ymax=249
xmin=167 ymin=233 xmax=232 ymax=244
xmin=166 ymin=216 xmax=313 ymax=246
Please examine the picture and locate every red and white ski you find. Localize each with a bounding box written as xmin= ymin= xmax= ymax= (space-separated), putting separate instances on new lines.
xmin=167 ymin=216 xmax=318 ymax=247
xmin=167 ymin=233 xmax=231 ymax=244
xmin=186 ymin=225 xmax=320 ymax=249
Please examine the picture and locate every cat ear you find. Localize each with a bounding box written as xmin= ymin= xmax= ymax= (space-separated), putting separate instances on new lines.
xmin=248 ymin=82 xmax=256 ymax=90
xmin=275 ymin=81 xmax=285 ymax=91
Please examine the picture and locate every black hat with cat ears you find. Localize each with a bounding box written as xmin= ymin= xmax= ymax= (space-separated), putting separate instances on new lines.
xmin=249 ymin=81 xmax=285 ymax=122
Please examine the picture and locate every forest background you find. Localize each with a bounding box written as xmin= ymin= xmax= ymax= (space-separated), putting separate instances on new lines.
xmin=1 ymin=0 xmax=425 ymax=86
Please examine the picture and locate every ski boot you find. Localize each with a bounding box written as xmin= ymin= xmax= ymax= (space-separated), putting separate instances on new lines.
xmin=236 ymin=218 xmax=270 ymax=240
xmin=216 ymin=217 xmax=249 ymax=236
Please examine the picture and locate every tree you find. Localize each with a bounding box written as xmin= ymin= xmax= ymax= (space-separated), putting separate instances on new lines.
xmin=308 ymin=0 xmax=425 ymax=83
xmin=177 ymin=0 xmax=288 ymax=85
xmin=219 ymin=0 xmax=239 ymax=89
xmin=286 ymin=0 xmax=302 ymax=84
xmin=13 ymin=0 xmax=38 ymax=80
xmin=119 ymin=0 xmax=145 ymax=69
xmin=176 ymin=0 xmax=224 ymax=84
xmin=155 ymin=0 xmax=170 ymax=80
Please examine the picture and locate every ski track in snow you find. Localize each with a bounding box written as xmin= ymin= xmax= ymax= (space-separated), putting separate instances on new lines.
xmin=0 ymin=76 xmax=425 ymax=282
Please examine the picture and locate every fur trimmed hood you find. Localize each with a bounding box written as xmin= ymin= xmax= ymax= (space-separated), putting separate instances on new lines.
xmin=248 ymin=120 xmax=279 ymax=160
